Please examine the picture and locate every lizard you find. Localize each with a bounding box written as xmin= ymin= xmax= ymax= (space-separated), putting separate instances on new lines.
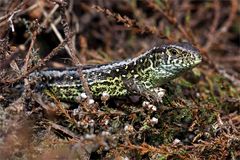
xmin=29 ymin=42 xmax=202 ymax=103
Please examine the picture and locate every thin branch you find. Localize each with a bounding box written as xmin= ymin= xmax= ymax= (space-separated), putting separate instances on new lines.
xmin=204 ymin=0 xmax=238 ymax=51
xmin=92 ymin=5 xmax=169 ymax=40
xmin=0 ymin=37 xmax=68 ymax=84
xmin=22 ymin=22 xmax=38 ymax=73
xmin=0 ymin=50 xmax=19 ymax=70
xmin=54 ymin=0 xmax=93 ymax=98
xmin=7 ymin=9 xmax=21 ymax=32
xmin=144 ymin=1 xmax=195 ymax=43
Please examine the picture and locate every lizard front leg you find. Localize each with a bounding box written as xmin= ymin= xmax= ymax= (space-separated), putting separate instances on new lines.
xmin=123 ymin=78 xmax=165 ymax=103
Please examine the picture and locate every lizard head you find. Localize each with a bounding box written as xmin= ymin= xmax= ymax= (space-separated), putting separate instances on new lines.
xmin=167 ymin=42 xmax=202 ymax=66
xmin=160 ymin=42 xmax=202 ymax=74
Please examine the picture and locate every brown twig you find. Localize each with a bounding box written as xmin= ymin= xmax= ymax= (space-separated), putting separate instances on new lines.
xmin=22 ymin=21 xmax=39 ymax=73
xmin=144 ymin=1 xmax=195 ymax=44
xmin=0 ymin=37 xmax=68 ymax=84
xmin=217 ymin=68 xmax=240 ymax=87
xmin=0 ymin=1 xmax=27 ymax=71
xmin=92 ymin=5 xmax=169 ymax=40
xmin=48 ymin=93 xmax=78 ymax=125
xmin=204 ymin=0 xmax=237 ymax=51
xmin=49 ymin=121 xmax=79 ymax=139
xmin=120 ymin=141 xmax=187 ymax=158
xmin=54 ymin=0 xmax=93 ymax=98
xmin=143 ymin=0 xmax=213 ymax=62
xmin=197 ymin=0 xmax=220 ymax=58
xmin=0 ymin=1 xmax=27 ymax=38
xmin=203 ymin=0 xmax=239 ymax=86
xmin=0 ymin=49 xmax=19 ymax=71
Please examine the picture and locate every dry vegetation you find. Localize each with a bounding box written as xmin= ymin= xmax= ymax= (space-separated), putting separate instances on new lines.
xmin=0 ymin=0 xmax=239 ymax=159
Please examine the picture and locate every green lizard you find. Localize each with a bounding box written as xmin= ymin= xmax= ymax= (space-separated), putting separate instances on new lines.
xmin=29 ymin=42 xmax=202 ymax=103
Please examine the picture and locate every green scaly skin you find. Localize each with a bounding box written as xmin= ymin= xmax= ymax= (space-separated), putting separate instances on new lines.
xmin=29 ymin=42 xmax=202 ymax=103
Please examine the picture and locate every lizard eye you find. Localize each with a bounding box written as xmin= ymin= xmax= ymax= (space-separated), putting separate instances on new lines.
xmin=170 ymin=49 xmax=178 ymax=55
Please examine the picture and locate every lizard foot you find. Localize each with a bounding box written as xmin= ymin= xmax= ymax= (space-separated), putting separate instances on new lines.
xmin=142 ymin=87 xmax=165 ymax=104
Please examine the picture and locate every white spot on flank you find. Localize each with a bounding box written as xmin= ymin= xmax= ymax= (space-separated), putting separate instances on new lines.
xmin=80 ymin=93 xmax=87 ymax=99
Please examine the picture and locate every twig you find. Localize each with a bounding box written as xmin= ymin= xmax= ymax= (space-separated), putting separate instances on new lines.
xmin=47 ymin=92 xmax=78 ymax=125
xmin=144 ymin=1 xmax=195 ymax=43
xmin=18 ymin=2 xmax=39 ymax=15
xmin=0 ymin=2 xmax=24 ymax=23
xmin=49 ymin=121 xmax=79 ymax=139
xmin=41 ymin=3 xmax=59 ymax=26
xmin=217 ymin=67 xmax=240 ymax=87
xmin=0 ymin=37 xmax=68 ymax=84
xmin=38 ymin=2 xmax=72 ymax=55
xmin=53 ymin=0 xmax=93 ymax=98
xmin=0 ymin=50 xmax=19 ymax=71
xmin=92 ymin=5 xmax=169 ymax=40
xmin=7 ymin=9 xmax=21 ymax=32
xmin=204 ymin=0 xmax=237 ymax=51
xmin=0 ymin=1 xmax=27 ymax=39
xmin=0 ymin=2 xmax=27 ymax=71
xmin=203 ymin=0 xmax=239 ymax=86
xmin=22 ymin=21 xmax=38 ymax=73
xmin=22 ymin=21 xmax=39 ymax=97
